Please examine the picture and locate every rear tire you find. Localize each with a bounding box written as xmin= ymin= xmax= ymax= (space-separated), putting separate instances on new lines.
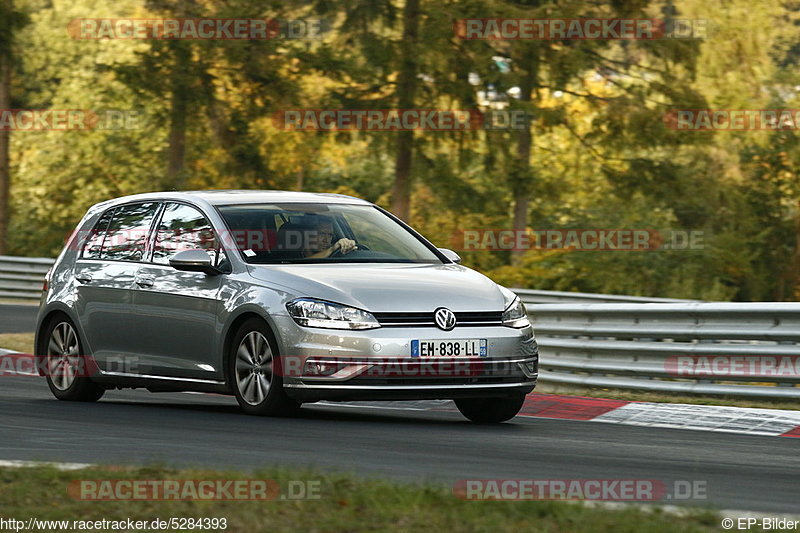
xmin=40 ymin=316 xmax=105 ymax=402
xmin=229 ymin=318 xmax=300 ymax=416
xmin=455 ymin=394 xmax=525 ymax=423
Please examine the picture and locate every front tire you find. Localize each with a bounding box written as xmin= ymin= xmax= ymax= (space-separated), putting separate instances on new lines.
xmin=41 ymin=317 xmax=105 ymax=402
xmin=229 ymin=318 xmax=300 ymax=416
xmin=455 ymin=394 xmax=526 ymax=423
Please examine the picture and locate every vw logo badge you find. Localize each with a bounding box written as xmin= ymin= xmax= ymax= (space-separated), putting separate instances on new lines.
xmin=434 ymin=307 xmax=457 ymax=331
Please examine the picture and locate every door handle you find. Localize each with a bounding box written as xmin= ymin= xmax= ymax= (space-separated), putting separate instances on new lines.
xmin=75 ymin=273 xmax=93 ymax=283
xmin=135 ymin=276 xmax=154 ymax=288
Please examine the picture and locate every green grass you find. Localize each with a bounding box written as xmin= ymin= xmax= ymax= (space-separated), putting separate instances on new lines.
xmin=0 ymin=332 xmax=34 ymax=354
xmin=0 ymin=465 xmax=734 ymax=533
xmin=0 ymin=298 xmax=38 ymax=306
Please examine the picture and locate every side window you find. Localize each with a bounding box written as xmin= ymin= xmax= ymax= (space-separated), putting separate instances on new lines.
xmin=152 ymin=203 xmax=219 ymax=265
xmin=101 ymin=202 xmax=159 ymax=262
xmin=81 ymin=209 xmax=114 ymax=259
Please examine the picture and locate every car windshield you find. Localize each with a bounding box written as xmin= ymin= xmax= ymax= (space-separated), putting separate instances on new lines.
xmin=216 ymin=203 xmax=443 ymax=264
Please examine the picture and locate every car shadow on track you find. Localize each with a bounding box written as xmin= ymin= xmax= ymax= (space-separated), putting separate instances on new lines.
xmin=23 ymin=394 xmax=535 ymax=431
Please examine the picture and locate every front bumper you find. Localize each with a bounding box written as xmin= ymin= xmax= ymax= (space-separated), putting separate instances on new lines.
xmin=271 ymin=315 xmax=538 ymax=402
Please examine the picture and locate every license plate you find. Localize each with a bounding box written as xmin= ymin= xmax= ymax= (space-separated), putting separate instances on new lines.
xmin=411 ymin=339 xmax=487 ymax=357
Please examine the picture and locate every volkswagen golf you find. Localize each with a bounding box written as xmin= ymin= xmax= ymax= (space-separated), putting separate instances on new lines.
xmin=35 ymin=190 xmax=538 ymax=422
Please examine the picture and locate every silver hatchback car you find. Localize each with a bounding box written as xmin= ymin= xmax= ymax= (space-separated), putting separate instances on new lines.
xmin=35 ymin=191 xmax=538 ymax=422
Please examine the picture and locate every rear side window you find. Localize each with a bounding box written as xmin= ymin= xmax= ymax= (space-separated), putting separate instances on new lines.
xmin=81 ymin=210 xmax=114 ymax=259
xmin=152 ymin=203 xmax=220 ymax=265
xmin=86 ymin=202 xmax=159 ymax=262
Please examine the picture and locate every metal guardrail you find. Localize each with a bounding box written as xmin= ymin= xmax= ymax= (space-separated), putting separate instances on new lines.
xmin=513 ymin=288 xmax=701 ymax=304
xmin=1 ymin=255 xmax=799 ymax=398
xmin=531 ymin=303 xmax=800 ymax=399
xmin=0 ymin=256 xmax=54 ymax=300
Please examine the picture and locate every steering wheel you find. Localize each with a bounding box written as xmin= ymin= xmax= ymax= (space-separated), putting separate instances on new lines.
xmin=330 ymin=242 xmax=369 ymax=257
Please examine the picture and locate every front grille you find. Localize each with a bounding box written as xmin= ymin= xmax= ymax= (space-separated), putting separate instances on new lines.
xmin=373 ymin=310 xmax=503 ymax=327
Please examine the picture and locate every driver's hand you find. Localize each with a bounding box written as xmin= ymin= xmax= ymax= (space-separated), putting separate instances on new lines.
xmin=334 ymin=238 xmax=357 ymax=254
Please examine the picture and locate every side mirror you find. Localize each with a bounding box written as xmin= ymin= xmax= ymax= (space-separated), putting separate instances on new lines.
xmin=169 ymin=249 xmax=221 ymax=276
xmin=438 ymin=248 xmax=462 ymax=264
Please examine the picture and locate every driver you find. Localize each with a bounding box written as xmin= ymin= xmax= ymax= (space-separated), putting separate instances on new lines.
xmin=305 ymin=217 xmax=356 ymax=259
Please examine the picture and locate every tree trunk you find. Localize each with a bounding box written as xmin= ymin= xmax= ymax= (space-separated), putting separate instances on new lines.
xmin=390 ymin=0 xmax=420 ymax=221
xmin=167 ymin=42 xmax=190 ymax=189
xmin=510 ymin=50 xmax=537 ymax=266
xmin=0 ymin=0 xmax=12 ymax=255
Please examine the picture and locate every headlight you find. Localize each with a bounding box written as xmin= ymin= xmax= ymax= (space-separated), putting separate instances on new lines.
xmin=286 ymin=298 xmax=380 ymax=330
xmin=502 ymin=297 xmax=530 ymax=328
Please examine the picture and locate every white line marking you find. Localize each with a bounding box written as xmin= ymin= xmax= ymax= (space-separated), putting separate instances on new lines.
xmin=591 ymin=402 xmax=800 ymax=436
xmin=0 ymin=459 xmax=93 ymax=470
xmin=573 ymin=499 xmax=800 ymax=520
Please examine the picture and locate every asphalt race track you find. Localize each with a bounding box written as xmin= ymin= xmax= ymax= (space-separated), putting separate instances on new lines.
xmin=0 ymin=304 xmax=38 ymax=334
xmin=0 ymin=305 xmax=798 ymax=514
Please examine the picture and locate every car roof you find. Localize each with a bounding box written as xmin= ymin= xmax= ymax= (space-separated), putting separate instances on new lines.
xmin=89 ymin=189 xmax=373 ymax=212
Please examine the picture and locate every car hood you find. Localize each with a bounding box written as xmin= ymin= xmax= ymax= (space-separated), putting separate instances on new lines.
xmin=247 ymin=263 xmax=513 ymax=312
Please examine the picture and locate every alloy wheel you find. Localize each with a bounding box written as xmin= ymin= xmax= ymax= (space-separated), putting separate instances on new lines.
xmin=235 ymin=331 xmax=274 ymax=405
